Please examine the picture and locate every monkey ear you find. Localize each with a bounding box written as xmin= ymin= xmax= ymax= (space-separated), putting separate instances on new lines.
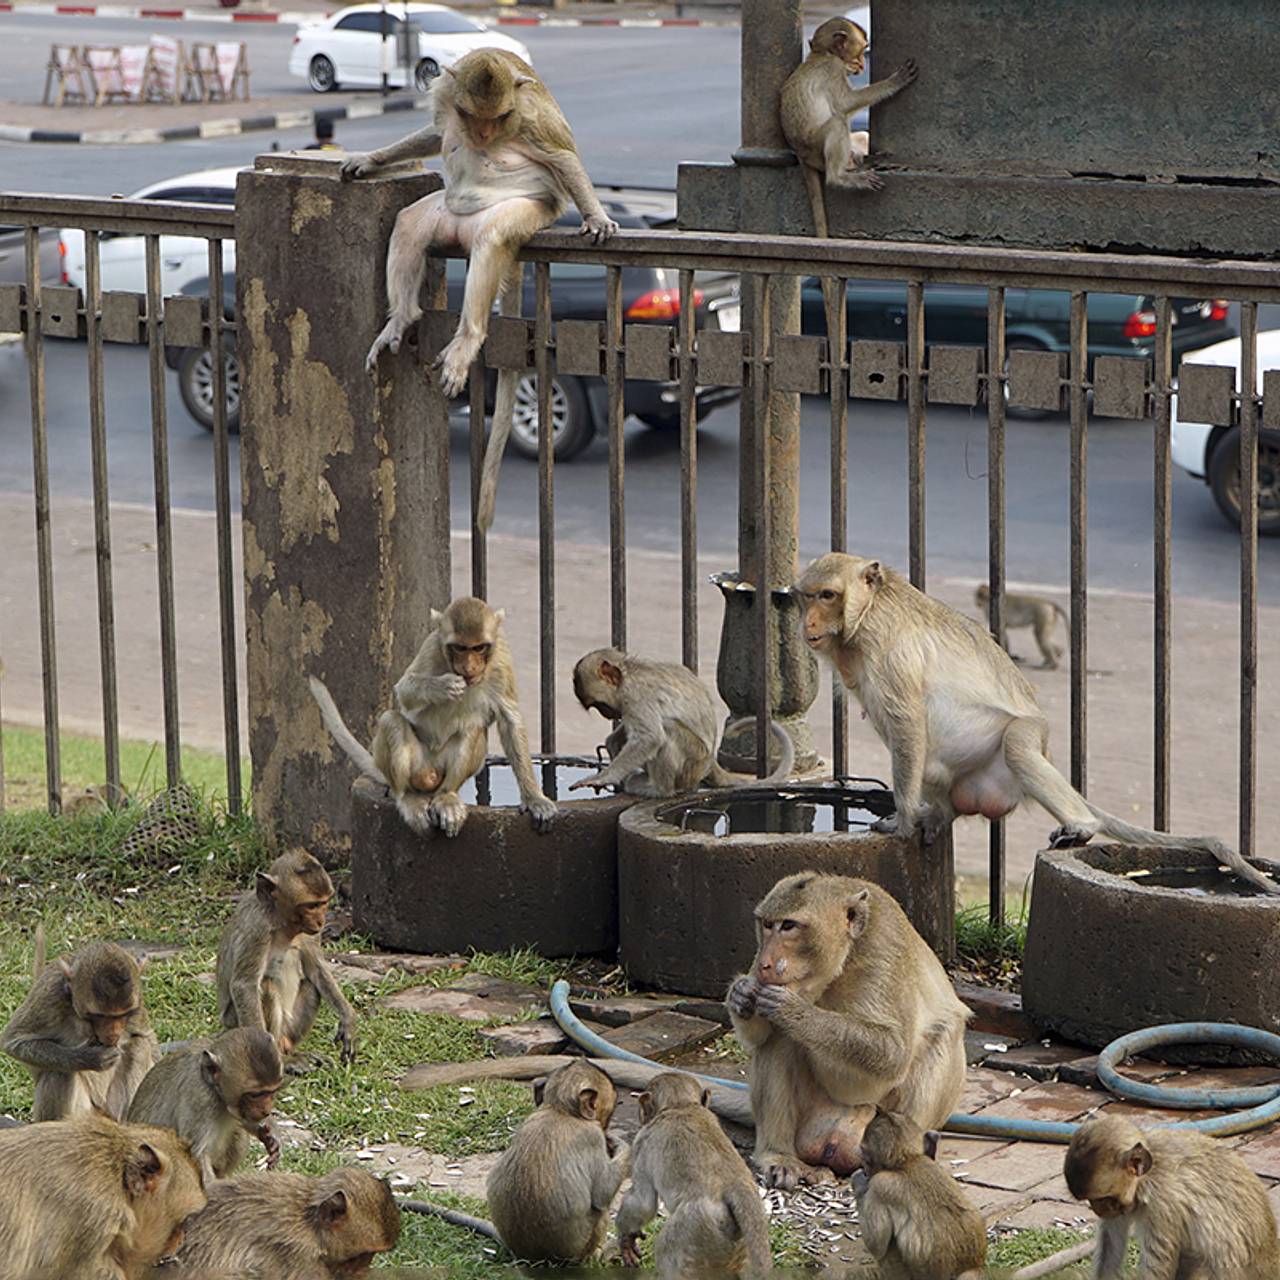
xmin=135 ymin=954 xmax=149 ymax=974
xmin=314 ymin=1189 xmax=349 ymax=1230
xmin=200 ymin=1048 xmax=221 ymax=1086
xmin=862 ymin=561 xmax=884 ymax=590
xmin=513 ymin=73 xmax=535 ymax=87
xmin=430 ymin=607 xmax=443 ymax=625
xmin=638 ymin=1091 xmax=655 ymax=1125
xmin=493 ymin=607 xmax=506 ymax=626
xmin=124 ymin=1141 xmax=166 ymax=1198
xmin=846 ymin=888 xmax=871 ymax=939
xmin=255 ymin=872 xmax=279 ymax=904
xmin=58 ymin=957 xmax=74 ymax=980
xmin=923 ymin=1130 xmax=940 ymax=1161
xmin=532 ymin=1077 xmax=547 ymax=1107
xmin=600 ymin=660 xmax=623 ymax=688
xmin=1125 ymin=1143 xmax=1153 ymax=1178
xmin=578 ymin=1087 xmax=600 ymax=1121
xmin=441 ymin=64 xmax=456 ymax=78
xmin=700 ymin=1088 xmax=712 ymax=1110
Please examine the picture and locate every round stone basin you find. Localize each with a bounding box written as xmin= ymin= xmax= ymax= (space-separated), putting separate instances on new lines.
xmin=618 ymin=781 xmax=955 ymax=998
xmin=1023 ymin=843 xmax=1280 ymax=1061
xmin=351 ymin=755 xmax=634 ymax=959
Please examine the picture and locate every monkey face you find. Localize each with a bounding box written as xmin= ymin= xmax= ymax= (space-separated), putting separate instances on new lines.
xmin=798 ymin=586 xmax=844 ymax=649
xmin=1065 ymin=1123 xmax=1151 ymax=1218
xmin=82 ymin=1006 xmax=136 ymax=1047
xmin=753 ymin=917 xmax=809 ymax=986
xmin=447 ymin=641 xmax=492 ymax=686
xmin=295 ymin=895 xmax=330 ymax=935
xmin=238 ymin=1086 xmax=279 ymax=1125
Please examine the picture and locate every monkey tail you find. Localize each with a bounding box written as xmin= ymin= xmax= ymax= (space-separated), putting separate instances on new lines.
xmin=706 ymin=719 xmax=796 ymax=788
xmin=398 ymin=1197 xmax=503 ymax=1245
xmin=32 ymin=924 xmax=45 ymax=979
xmin=307 ymin=676 xmax=388 ymax=787
xmin=1083 ymin=802 xmax=1280 ymax=896
xmin=723 ymin=1183 xmax=771 ymax=1273
xmin=801 ymin=163 xmax=829 ymax=238
xmin=475 ymin=370 xmax=517 ymax=533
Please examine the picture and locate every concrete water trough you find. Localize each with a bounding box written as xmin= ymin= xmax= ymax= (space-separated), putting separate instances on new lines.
xmin=351 ymin=755 xmax=635 ymax=958
xmin=617 ymin=780 xmax=956 ymax=997
xmin=1024 ymin=844 xmax=1280 ymax=1059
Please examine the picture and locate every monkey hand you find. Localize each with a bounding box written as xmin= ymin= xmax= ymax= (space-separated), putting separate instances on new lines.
xmin=580 ymin=211 xmax=619 ymax=244
xmin=523 ymin=794 xmax=557 ymax=832
xmin=277 ymin=1033 xmax=296 ymax=1057
xmin=849 ymin=1168 xmax=871 ymax=1199
xmin=752 ymin=982 xmax=803 ymax=1025
xmin=439 ymin=674 xmax=468 ymax=701
xmin=726 ymin=975 xmax=760 ymax=1020
xmin=339 ymin=154 xmax=378 ymax=181
xmin=620 ymin=1233 xmax=643 ymax=1267
xmin=569 ymin=773 xmax=612 ymax=792
xmin=75 ymin=1043 xmax=122 ymax=1071
xmin=891 ymin=58 xmax=919 ymax=87
xmin=429 ymin=793 xmax=468 ymax=837
xmin=258 ymin=1122 xmax=282 ymax=1169
xmin=336 ymin=1020 xmax=359 ymax=1064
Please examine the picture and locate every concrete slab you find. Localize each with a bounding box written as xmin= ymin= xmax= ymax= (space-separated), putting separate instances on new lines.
xmin=955 ymin=1142 xmax=1069 ymax=1194
xmin=382 ymin=974 xmax=544 ymax=1023
xmin=601 ymin=1010 xmax=722 ymax=1060
xmin=977 ymin=1083 xmax=1103 ymax=1125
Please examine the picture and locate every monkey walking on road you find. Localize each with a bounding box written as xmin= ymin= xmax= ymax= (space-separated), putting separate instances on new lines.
xmin=975 ymin=582 xmax=1069 ymax=670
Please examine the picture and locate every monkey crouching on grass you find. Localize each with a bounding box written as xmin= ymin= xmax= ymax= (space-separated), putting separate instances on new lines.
xmin=851 ymin=1109 xmax=986 ymax=1280
xmin=1065 ymin=1115 xmax=1280 ymax=1279
xmin=0 ymin=1114 xmax=206 ymax=1280
xmin=342 ymin=49 xmax=618 ymax=532
xmin=163 ymin=1167 xmax=401 ymax=1279
xmin=311 ymin=596 xmax=555 ymax=838
xmin=216 ymin=848 xmax=359 ymax=1067
xmin=0 ymin=936 xmax=159 ymax=1122
xmin=726 ymin=873 xmax=969 ymax=1191
xmin=485 ymin=1060 xmax=630 ymax=1264
xmin=797 ymin=552 xmax=1280 ymax=895
xmin=569 ymin=648 xmax=795 ymax=798
xmin=975 ymin=582 xmax=1069 ymax=670
xmin=127 ymin=1027 xmax=284 ymax=1182
xmin=616 ymin=1072 xmax=771 ymax=1278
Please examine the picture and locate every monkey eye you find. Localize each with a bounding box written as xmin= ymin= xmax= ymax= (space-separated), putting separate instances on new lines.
xmin=779 ymin=919 xmax=799 ymax=933
xmin=820 ymin=590 xmax=837 ymax=601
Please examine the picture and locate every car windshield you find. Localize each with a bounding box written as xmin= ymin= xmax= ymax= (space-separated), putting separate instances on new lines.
xmin=411 ymin=12 xmax=486 ymax=34
xmin=141 ymin=186 xmax=236 ymax=205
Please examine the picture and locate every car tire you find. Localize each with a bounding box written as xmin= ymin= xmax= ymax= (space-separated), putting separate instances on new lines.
xmin=308 ymin=55 xmax=339 ymax=93
xmin=1004 ymin=338 xmax=1057 ymax=421
xmin=178 ymin=347 xmax=240 ymax=434
xmin=414 ymin=58 xmax=439 ymax=91
xmin=1208 ymin=426 xmax=1280 ymax=536
xmin=507 ymin=373 xmax=594 ymax=461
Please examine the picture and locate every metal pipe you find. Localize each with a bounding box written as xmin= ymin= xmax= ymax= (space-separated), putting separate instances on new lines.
xmin=1238 ymin=302 xmax=1259 ymax=858
xmin=986 ymin=287 xmax=1007 ymax=924
xmin=678 ymin=267 xmax=698 ymax=673
xmin=1152 ymin=297 xmax=1173 ymax=831
xmin=1068 ymin=290 xmax=1088 ymax=793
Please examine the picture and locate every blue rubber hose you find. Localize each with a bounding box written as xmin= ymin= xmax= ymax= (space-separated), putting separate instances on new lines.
xmin=548 ymin=981 xmax=1280 ymax=1142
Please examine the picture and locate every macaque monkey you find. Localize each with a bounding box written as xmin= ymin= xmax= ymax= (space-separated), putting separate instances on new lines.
xmin=1065 ymin=1115 xmax=1280 ymax=1279
xmin=128 ymin=1027 xmax=284 ymax=1182
xmin=850 ymin=1109 xmax=986 ymax=1280
xmin=166 ymin=1167 xmax=401 ymax=1278
xmin=726 ymin=873 xmax=968 ymax=1190
xmin=312 ymin=596 xmax=554 ymax=838
xmin=975 ymin=582 xmax=1069 ymax=670
xmin=616 ymin=1072 xmax=771 ymax=1278
xmin=216 ymin=849 xmax=359 ymax=1065
xmin=779 ymin=18 xmax=918 ymax=237
xmin=1 ymin=936 xmax=159 ymax=1122
xmin=0 ymin=1114 xmax=206 ymax=1280
xmin=797 ymin=553 xmax=1279 ymax=893
xmin=485 ymin=1060 xmax=629 ymax=1263
xmin=341 ymin=49 xmax=618 ymax=532
xmin=569 ymin=648 xmax=795 ymax=797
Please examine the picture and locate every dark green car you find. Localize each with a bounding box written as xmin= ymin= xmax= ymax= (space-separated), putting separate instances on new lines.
xmin=800 ymin=281 xmax=1235 ymax=415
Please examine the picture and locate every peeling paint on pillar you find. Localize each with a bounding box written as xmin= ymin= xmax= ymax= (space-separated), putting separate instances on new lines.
xmin=236 ymin=154 xmax=450 ymax=863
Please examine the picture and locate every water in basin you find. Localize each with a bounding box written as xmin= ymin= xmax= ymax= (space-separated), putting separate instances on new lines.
xmin=655 ymin=785 xmax=895 ymax=836
xmin=1123 ymin=866 xmax=1273 ymax=898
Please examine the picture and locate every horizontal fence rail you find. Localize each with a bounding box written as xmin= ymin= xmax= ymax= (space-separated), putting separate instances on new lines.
xmin=0 ymin=189 xmax=1272 ymax=921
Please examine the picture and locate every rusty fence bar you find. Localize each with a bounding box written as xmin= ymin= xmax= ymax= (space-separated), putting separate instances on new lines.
xmin=753 ymin=273 xmax=773 ymax=780
xmin=1152 ymin=297 xmax=1173 ymax=831
xmin=468 ymin=364 xmax=487 ymax=600
xmin=906 ymin=281 xmax=926 ymax=590
xmin=985 ymin=287 xmax=1007 ymax=924
xmin=1068 ymin=290 xmax=1088 ymax=792
xmin=826 ymin=275 xmax=849 ymax=779
xmin=535 ymin=262 xmax=556 ymax=787
xmin=678 ymin=268 xmax=698 ymax=673
xmin=606 ymin=265 xmax=627 ymax=651
xmin=1239 ymin=302 xmax=1259 ymax=858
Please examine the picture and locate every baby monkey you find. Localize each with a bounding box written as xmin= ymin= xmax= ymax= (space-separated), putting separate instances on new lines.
xmin=780 ymin=17 xmax=918 ymax=236
xmin=975 ymin=583 xmax=1069 ymax=670
xmin=570 ymin=648 xmax=794 ymax=797
xmin=616 ymin=1071 xmax=771 ymax=1278
xmin=851 ymin=1110 xmax=986 ymax=1280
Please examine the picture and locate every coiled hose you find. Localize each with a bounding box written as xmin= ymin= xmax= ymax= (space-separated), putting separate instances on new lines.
xmin=549 ymin=980 xmax=1280 ymax=1142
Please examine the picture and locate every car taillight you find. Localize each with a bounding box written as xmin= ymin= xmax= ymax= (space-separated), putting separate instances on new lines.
xmin=1209 ymin=299 xmax=1229 ymax=322
xmin=58 ymin=238 xmax=68 ymax=286
xmin=625 ymin=287 xmax=704 ymax=320
xmin=1123 ymin=309 xmax=1157 ymax=339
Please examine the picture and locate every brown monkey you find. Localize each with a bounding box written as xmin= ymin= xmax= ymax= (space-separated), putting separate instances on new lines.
xmin=216 ymin=849 xmax=359 ymax=1064
xmin=1065 ymin=1115 xmax=1280 ymax=1279
xmin=341 ymin=49 xmax=618 ymax=531
xmin=797 ymin=552 xmax=1279 ymax=893
xmin=165 ymin=1167 xmax=401 ymax=1278
xmin=975 ymin=582 xmax=1069 ymax=670
xmin=0 ymin=1114 xmax=206 ymax=1280
xmin=1 ymin=937 xmax=159 ymax=1122
xmin=779 ymin=18 xmax=917 ymax=237
xmin=485 ymin=1060 xmax=629 ymax=1263
xmin=311 ymin=596 xmax=554 ymax=837
xmin=726 ymin=873 xmax=968 ymax=1190
xmin=616 ymin=1072 xmax=770 ymax=1278
xmin=568 ymin=648 xmax=795 ymax=797
xmin=851 ymin=1109 xmax=986 ymax=1280
xmin=127 ymin=1027 xmax=284 ymax=1182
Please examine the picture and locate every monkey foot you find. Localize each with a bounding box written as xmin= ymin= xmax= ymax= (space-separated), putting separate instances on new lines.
xmin=756 ymin=1154 xmax=835 ymax=1191
xmin=433 ymin=338 xmax=479 ymax=398
xmin=1048 ymin=824 xmax=1093 ymax=848
xmin=522 ymin=796 xmax=557 ymax=832
xmin=429 ymin=795 xmax=468 ymax=837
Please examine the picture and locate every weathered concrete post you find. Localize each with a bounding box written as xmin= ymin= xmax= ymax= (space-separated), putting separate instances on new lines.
xmin=714 ymin=0 xmax=819 ymax=773
xmin=235 ymin=153 xmax=451 ymax=863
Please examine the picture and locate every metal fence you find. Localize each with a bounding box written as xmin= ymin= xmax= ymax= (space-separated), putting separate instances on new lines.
xmin=1 ymin=188 xmax=1276 ymax=925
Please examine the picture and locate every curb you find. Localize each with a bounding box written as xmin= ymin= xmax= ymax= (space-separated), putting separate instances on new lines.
xmin=0 ymin=89 xmax=427 ymax=143
xmin=0 ymin=4 xmax=736 ymax=24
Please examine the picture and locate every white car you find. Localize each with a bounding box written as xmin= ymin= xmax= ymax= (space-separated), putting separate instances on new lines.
xmin=59 ymin=166 xmax=241 ymax=299
xmin=1172 ymin=329 xmax=1280 ymax=534
xmin=289 ymin=3 xmax=531 ymax=94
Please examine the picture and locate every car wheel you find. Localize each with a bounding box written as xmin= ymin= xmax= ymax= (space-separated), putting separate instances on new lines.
xmin=414 ymin=58 xmax=439 ymax=91
xmin=1208 ymin=426 xmax=1280 ymax=536
xmin=1004 ymin=338 xmax=1057 ymax=421
xmin=507 ymin=373 xmax=594 ymax=461
xmin=308 ymin=55 xmax=339 ymax=93
xmin=636 ymin=410 xmax=680 ymax=430
xmin=178 ymin=347 xmax=240 ymax=434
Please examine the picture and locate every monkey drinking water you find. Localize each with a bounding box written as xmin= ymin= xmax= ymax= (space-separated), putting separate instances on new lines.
xmin=342 ymin=49 xmax=618 ymax=531
xmin=797 ymin=552 xmax=1279 ymax=894
xmin=569 ymin=648 xmax=794 ymax=797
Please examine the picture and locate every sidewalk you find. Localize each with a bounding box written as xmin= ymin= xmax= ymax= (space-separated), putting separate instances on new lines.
xmin=0 ymin=491 xmax=1273 ymax=885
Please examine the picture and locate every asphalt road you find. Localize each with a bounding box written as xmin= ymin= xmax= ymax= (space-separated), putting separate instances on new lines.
xmin=0 ymin=336 xmax=1276 ymax=606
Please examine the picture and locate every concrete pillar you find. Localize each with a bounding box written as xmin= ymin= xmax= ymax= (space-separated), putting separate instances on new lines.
xmin=235 ymin=152 xmax=451 ymax=863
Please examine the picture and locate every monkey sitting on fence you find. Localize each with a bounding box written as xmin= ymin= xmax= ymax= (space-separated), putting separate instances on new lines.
xmin=569 ymin=648 xmax=794 ymax=797
xmin=311 ymin=596 xmax=555 ymax=838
